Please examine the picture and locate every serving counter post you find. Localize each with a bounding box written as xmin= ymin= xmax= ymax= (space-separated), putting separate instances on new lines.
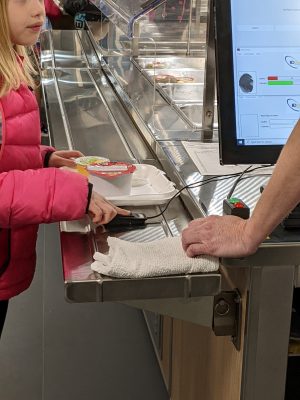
xmin=186 ymin=0 xmax=194 ymax=55
xmin=240 ymin=265 xmax=294 ymax=400
xmin=132 ymin=22 xmax=140 ymax=57
xmin=202 ymin=0 xmax=215 ymax=139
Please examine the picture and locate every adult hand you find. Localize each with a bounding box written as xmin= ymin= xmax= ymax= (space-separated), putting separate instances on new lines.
xmin=88 ymin=191 xmax=130 ymax=224
xmin=181 ymin=215 xmax=259 ymax=258
xmin=48 ymin=150 xmax=83 ymax=168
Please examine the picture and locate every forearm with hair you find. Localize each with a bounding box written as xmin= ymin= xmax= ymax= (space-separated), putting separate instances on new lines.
xmin=245 ymin=120 xmax=300 ymax=246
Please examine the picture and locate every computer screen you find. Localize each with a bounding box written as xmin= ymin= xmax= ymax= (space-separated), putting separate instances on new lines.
xmin=215 ymin=0 xmax=300 ymax=164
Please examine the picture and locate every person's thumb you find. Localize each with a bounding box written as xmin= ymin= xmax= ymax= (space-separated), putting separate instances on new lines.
xmin=57 ymin=157 xmax=77 ymax=168
xmin=115 ymin=207 xmax=131 ymax=216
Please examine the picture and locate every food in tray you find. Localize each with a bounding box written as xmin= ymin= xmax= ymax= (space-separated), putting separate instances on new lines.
xmin=100 ymin=164 xmax=178 ymax=206
xmin=75 ymin=156 xmax=109 ymax=175
xmin=75 ymin=156 xmax=109 ymax=166
xmin=144 ymin=61 xmax=167 ymax=69
xmin=154 ymin=74 xmax=195 ymax=84
xmin=87 ymin=161 xmax=136 ymax=196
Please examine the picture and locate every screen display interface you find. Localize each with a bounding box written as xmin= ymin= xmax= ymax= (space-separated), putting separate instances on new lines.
xmin=231 ymin=0 xmax=300 ymax=146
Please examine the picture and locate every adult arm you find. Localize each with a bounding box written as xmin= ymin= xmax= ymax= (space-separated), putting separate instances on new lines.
xmin=182 ymin=120 xmax=300 ymax=258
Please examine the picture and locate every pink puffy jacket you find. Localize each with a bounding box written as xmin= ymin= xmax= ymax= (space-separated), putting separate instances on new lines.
xmin=44 ymin=0 xmax=62 ymax=18
xmin=0 ymin=84 xmax=89 ymax=300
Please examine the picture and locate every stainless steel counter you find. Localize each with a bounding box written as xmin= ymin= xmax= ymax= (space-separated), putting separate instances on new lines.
xmin=41 ymin=26 xmax=300 ymax=400
xmin=41 ymin=38 xmax=222 ymax=314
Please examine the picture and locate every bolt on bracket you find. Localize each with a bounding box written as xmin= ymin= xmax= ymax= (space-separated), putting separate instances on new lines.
xmin=212 ymin=290 xmax=242 ymax=350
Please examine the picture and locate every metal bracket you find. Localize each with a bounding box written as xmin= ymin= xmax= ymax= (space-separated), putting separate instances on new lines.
xmin=212 ymin=290 xmax=242 ymax=350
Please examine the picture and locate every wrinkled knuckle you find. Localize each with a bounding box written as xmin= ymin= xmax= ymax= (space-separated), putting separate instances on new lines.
xmin=189 ymin=244 xmax=198 ymax=257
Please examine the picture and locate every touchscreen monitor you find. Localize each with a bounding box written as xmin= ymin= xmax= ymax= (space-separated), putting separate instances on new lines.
xmin=215 ymin=0 xmax=300 ymax=164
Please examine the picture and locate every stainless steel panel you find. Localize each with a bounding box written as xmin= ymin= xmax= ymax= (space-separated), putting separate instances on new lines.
xmin=100 ymin=56 xmax=199 ymax=140
xmin=86 ymin=21 xmax=209 ymax=135
xmin=202 ymin=0 xmax=216 ymax=136
xmin=159 ymin=84 xmax=204 ymax=103
xmin=178 ymin=103 xmax=218 ymax=127
xmin=48 ymin=68 xmax=136 ymax=161
xmin=103 ymin=55 xmax=214 ymax=132
xmin=123 ymin=296 xmax=214 ymax=326
xmin=62 ymin=223 xmax=221 ymax=303
xmin=222 ymin=243 xmax=300 ymax=268
xmin=40 ymin=30 xmax=95 ymax=69
xmin=77 ymin=30 xmax=102 ymax=68
xmin=160 ymin=141 xmax=270 ymax=217
xmin=241 ymin=266 xmax=294 ymax=400
xmin=90 ymin=70 xmax=155 ymax=163
xmin=42 ymin=69 xmax=70 ymax=149
xmin=147 ymin=69 xmax=205 ymax=83
xmin=90 ymin=0 xmax=167 ymax=38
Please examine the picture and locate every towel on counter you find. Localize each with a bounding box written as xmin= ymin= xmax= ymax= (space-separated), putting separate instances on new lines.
xmin=91 ymin=236 xmax=219 ymax=278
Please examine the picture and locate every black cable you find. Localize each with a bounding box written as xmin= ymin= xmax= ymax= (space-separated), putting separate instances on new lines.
xmin=227 ymin=165 xmax=253 ymax=199
xmin=145 ymin=164 xmax=273 ymax=221
xmin=227 ymin=164 xmax=272 ymax=199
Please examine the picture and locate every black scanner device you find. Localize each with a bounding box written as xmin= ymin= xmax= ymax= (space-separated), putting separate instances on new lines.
xmin=104 ymin=212 xmax=147 ymax=230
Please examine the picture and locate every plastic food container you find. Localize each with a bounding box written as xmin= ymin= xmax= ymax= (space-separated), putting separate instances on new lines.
xmin=87 ymin=162 xmax=136 ymax=196
xmin=75 ymin=156 xmax=109 ymax=176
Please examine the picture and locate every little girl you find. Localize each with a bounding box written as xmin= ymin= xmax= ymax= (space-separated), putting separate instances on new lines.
xmin=0 ymin=0 xmax=128 ymax=337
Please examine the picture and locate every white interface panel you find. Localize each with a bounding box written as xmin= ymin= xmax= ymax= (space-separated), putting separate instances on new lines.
xmin=231 ymin=0 xmax=300 ymax=145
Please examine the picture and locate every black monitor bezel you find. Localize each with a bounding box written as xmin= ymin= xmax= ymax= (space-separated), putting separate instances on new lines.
xmin=214 ymin=0 xmax=283 ymax=165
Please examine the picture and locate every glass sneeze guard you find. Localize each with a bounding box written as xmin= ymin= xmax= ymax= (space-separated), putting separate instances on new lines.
xmin=90 ymin=0 xmax=167 ymax=37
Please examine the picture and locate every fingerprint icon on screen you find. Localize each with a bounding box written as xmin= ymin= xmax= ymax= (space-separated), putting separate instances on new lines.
xmin=239 ymin=73 xmax=254 ymax=93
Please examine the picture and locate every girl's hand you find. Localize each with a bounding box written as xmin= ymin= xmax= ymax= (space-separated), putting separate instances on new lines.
xmin=48 ymin=150 xmax=84 ymax=168
xmin=88 ymin=191 xmax=130 ymax=224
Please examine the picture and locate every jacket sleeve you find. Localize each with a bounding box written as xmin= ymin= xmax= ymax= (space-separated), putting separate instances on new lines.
xmin=40 ymin=145 xmax=55 ymax=167
xmin=0 ymin=167 xmax=89 ymax=228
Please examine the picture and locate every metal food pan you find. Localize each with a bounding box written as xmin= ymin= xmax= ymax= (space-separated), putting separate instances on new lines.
xmin=136 ymin=57 xmax=205 ymax=70
xmin=178 ymin=103 xmax=218 ymax=127
xmin=160 ymin=83 xmax=204 ymax=102
xmin=146 ymin=69 xmax=204 ymax=84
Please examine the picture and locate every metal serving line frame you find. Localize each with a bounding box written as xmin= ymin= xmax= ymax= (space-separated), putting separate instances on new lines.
xmin=40 ymin=1 xmax=300 ymax=399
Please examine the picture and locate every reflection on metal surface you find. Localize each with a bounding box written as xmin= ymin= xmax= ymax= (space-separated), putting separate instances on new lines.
xmin=137 ymin=56 xmax=205 ymax=69
xmin=178 ymin=103 xmax=218 ymax=128
xmin=62 ymin=224 xmax=221 ymax=303
xmin=43 ymin=67 xmax=136 ymax=161
xmin=40 ymin=30 xmax=97 ymax=69
xmin=99 ymin=54 xmax=199 ymax=140
xmin=94 ymin=224 xmax=169 ymax=253
xmin=41 ymin=60 xmax=221 ymax=305
xmin=161 ymin=141 xmax=270 ymax=216
xmin=91 ymin=0 xmax=167 ymax=38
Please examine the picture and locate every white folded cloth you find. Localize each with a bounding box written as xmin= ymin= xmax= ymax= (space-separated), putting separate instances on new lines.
xmin=91 ymin=236 xmax=219 ymax=278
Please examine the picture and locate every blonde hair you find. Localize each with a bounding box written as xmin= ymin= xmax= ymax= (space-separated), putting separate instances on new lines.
xmin=0 ymin=0 xmax=38 ymax=97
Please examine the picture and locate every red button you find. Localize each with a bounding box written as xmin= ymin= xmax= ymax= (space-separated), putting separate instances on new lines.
xmin=235 ymin=203 xmax=244 ymax=208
